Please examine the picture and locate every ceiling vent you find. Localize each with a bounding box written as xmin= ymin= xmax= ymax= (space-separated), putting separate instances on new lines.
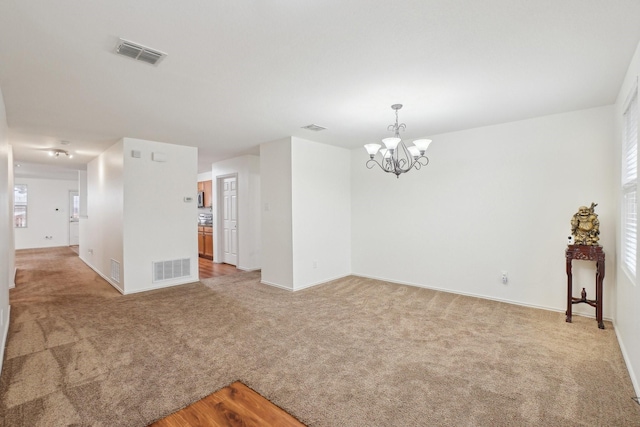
xmin=302 ymin=124 xmax=327 ymax=131
xmin=114 ymin=38 xmax=167 ymax=66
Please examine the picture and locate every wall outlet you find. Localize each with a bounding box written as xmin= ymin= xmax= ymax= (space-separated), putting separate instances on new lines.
xmin=88 ymin=249 xmax=93 ymax=255
xmin=313 ymin=260 xmax=317 ymax=269
xmin=501 ymin=271 xmax=508 ymax=284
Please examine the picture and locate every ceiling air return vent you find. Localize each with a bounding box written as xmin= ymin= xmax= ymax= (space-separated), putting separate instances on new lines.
xmin=115 ymin=38 xmax=167 ymax=66
xmin=301 ymin=124 xmax=327 ymax=131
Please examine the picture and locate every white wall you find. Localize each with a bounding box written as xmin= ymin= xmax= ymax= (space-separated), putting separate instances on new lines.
xmin=291 ymin=137 xmax=351 ymax=290
xmin=211 ymin=155 xmax=261 ymax=271
xmin=122 ymin=138 xmax=199 ymax=293
xmin=613 ymin=40 xmax=640 ymax=396
xmin=352 ymin=106 xmax=615 ymax=318
xmin=14 ymin=177 xmax=78 ymax=249
xmin=82 ymin=138 xmax=198 ymax=294
xmin=82 ymin=140 xmax=125 ymax=291
xmin=260 ymin=139 xmax=294 ymax=289
xmin=197 ymin=171 xmax=212 ymax=181
xmin=7 ymin=149 xmax=14 ymax=289
xmin=0 ymin=87 xmax=13 ymax=372
xmin=261 ymin=137 xmax=351 ymax=290
xmin=78 ymin=170 xmax=87 ymax=218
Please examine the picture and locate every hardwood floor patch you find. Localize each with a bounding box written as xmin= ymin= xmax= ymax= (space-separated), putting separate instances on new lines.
xmin=149 ymin=381 xmax=305 ymax=427
xmin=198 ymin=258 xmax=239 ymax=280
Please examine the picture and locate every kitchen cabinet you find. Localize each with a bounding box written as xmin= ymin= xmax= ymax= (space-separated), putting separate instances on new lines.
xmin=204 ymin=228 xmax=214 ymax=258
xmin=198 ymin=225 xmax=214 ymax=259
xmin=198 ymin=227 xmax=205 ymax=255
xmin=197 ymin=180 xmax=213 ymax=208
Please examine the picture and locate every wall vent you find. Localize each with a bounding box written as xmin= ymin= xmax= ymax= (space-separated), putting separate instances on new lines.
xmin=153 ymin=258 xmax=191 ymax=282
xmin=110 ymin=259 xmax=121 ymax=283
xmin=115 ymin=38 xmax=167 ymax=66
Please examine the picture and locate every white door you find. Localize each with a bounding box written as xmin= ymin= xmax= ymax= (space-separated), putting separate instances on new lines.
xmin=69 ymin=191 xmax=79 ymax=246
xmin=222 ymin=177 xmax=238 ymax=265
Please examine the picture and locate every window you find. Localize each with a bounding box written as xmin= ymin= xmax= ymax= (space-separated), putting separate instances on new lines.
xmin=14 ymin=184 xmax=28 ymax=228
xmin=71 ymin=194 xmax=80 ymax=221
xmin=622 ymin=86 xmax=638 ymax=278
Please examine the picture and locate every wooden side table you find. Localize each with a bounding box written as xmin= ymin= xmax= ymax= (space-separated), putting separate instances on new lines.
xmin=565 ymin=245 xmax=605 ymax=329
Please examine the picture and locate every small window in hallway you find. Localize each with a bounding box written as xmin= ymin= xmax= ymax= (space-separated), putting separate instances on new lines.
xmin=14 ymin=184 xmax=28 ymax=228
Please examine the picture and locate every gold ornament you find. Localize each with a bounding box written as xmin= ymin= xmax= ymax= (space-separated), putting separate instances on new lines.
xmin=570 ymin=203 xmax=600 ymax=246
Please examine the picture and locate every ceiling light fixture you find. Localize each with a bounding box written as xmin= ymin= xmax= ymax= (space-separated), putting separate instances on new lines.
xmin=364 ymin=104 xmax=432 ymax=178
xmin=48 ymin=149 xmax=73 ymax=159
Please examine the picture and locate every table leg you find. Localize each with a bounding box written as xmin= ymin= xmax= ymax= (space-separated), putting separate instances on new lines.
xmin=597 ymin=260 xmax=604 ymax=329
xmin=566 ymin=257 xmax=572 ymax=323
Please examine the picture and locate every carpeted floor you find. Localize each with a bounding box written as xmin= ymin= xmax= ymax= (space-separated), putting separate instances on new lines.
xmin=1 ymin=247 xmax=639 ymax=426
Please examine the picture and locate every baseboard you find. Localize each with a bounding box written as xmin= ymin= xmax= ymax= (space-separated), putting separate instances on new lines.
xmin=79 ymin=256 xmax=124 ymax=294
xmin=260 ymin=280 xmax=294 ymax=291
xmin=237 ymin=266 xmax=261 ymax=272
xmin=122 ymin=279 xmax=197 ymax=295
xmin=351 ymin=272 xmax=613 ymax=322
xmin=261 ymin=274 xmax=351 ymax=292
xmin=612 ymin=319 xmax=640 ymax=398
xmin=0 ymin=305 xmax=11 ymax=375
xmin=293 ymin=274 xmax=351 ymax=292
xmin=9 ymin=267 xmax=16 ymax=289
xmin=79 ymin=256 xmax=199 ymax=295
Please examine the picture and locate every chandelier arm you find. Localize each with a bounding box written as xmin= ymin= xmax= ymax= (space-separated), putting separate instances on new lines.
xmin=366 ymin=157 xmax=396 ymax=174
xmin=410 ymin=156 xmax=429 ymax=171
xmin=366 ymin=158 xmax=382 ymax=170
xmin=396 ymin=141 xmax=414 ymax=174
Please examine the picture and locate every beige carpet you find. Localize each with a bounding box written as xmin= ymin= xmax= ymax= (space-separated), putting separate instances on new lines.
xmin=1 ymin=247 xmax=639 ymax=426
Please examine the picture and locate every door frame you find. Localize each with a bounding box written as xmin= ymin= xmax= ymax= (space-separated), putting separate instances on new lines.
xmin=215 ymin=173 xmax=239 ymax=266
xmin=68 ymin=190 xmax=79 ymax=246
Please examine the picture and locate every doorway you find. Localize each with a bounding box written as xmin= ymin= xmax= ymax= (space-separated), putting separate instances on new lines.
xmin=217 ymin=174 xmax=238 ymax=266
xmin=69 ymin=190 xmax=79 ymax=246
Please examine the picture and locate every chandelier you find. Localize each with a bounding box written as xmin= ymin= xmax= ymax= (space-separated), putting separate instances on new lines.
xmin=364 ymin=104 xmax=432 ymax=178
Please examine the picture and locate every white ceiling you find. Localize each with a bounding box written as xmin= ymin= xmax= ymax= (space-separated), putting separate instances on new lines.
xmin=1 ymin=0 xmax=640 ymax=174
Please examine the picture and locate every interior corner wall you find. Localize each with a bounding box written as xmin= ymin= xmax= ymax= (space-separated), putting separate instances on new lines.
xmin=0 ymin=86 xmax=12 ymax=371
xmin=260 ymin=138 xmax=294 ymax=289
xmin=121 ymin=138 xmax=199 ymax=293
xmin=82 ymin=140 xmax=125 ymax=292
xmin=13 ymin=177 xmax=78 ymax=249
xmin=613 ymin=40 xmax=640 ymax=396
xmin=211 ymin=154 xmax=261 ymax=271
xmin=352 ymin=105 xmax=615 ymax=317
xmin=6 ymin=147 xmax=14 ymax=289
xmin=291 ymin=137 xmax=351 ymax=290
xmin=78 ymin=170 xmax=87 ymax=218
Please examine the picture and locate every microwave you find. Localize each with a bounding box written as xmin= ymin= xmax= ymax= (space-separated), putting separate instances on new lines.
xmin=197 ymin=191 xmax=205 ymax=208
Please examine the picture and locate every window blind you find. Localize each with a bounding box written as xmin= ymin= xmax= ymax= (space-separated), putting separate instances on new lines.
xmin=623 ymin=187 xmax=637 ymax=277
xmin=622 ymin=87 xmax=638 ymax=277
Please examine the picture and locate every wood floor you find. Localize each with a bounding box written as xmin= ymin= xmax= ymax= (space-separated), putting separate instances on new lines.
xmin=198 ymin=257 xmax=240 ymax=279
xmin=149 ymin=381 xmax=305 ymax=427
